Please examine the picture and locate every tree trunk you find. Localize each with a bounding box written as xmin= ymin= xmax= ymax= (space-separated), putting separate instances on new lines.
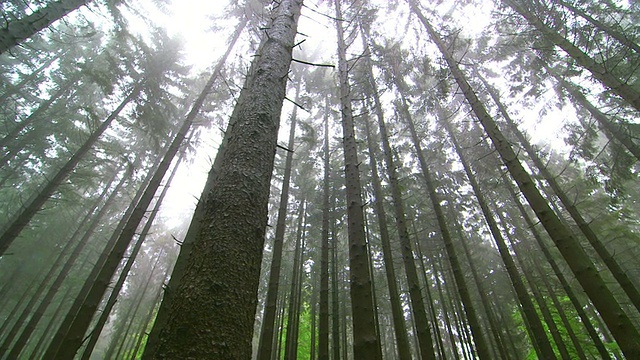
xmin=80 ymin=152 xmax=185 ymax=359
xmin=258 ymin=79 xmax=301 ymax=360
xmin=149 ymin=1 xmax=302 ymax=358
xmin=437 ymin=104 xmax=556 ymax=358
xmin=1 ymin=166 xmax=129 ymax=358
xmin=0 ymin=83 xmax=140 ymax=256
xmin=505 ymin=0 xmax=640 ymax=112
xmin=0 ymin=0 xmax=92 ymax=55
xmin=502 ymin=176 xmax=613 ymax=360
xmin=411 ymin=3 xmax=640 ymax=356
xmin=41 ymin=152 xmax=163 ymax=359
xmin=318 ymin=96 xmax=331 ymax=360
xmin=479 ymin=71 xmax=640 ymax=312
xmin=556 ymin=0 xmax=640 ymax=54
xmin=332 ymin=0 xmax=381 ymax=358
xmin=362 ymin=108 xmax=412 ymax=359
xmin=284 ymin=200 xmax=306 ymax=360
xmin=140 ymin=18 xmax=248 ymax=356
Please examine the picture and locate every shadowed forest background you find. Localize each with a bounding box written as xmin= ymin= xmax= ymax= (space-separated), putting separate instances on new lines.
xmin=0 ymin=0 xmax=639 ymax=359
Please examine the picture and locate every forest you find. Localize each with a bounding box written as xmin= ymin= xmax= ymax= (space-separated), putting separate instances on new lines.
xmin=0 ymin=0 xmax=639 ymax=359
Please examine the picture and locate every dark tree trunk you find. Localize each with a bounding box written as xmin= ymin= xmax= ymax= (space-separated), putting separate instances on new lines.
xmin=0 ymin=0 xmax=92 ymax=55
xmin=80 ymin=153 xmax=185 ymax=359
xmin=502 ymin=177 xmax=613 ymax=360
xmin=0 ymin=84 xmax=140 ymax=256
xmin=362 ymin=109 xmax=412 ymax=359
xmin=479 ymin=72 xmax=640 ymax=313
xmin=149 ymin=1 xmax=302 ymax=358
xmin=258 ymin=79 xmax=301 ymax=360
xmin=42 ymin=153 xmax=163 ymax=359
xmin=411 ymin=2 xmax=640 ymax=355
xmin=1 ymin=166 xmax=129 ymax=358
xmin=284 ymin=200 xmax=306 ymax=360
xmin=333 ymin=0 xmax=381 ymax=358
xmin=318 ymin=97 xmax=330 ymax=360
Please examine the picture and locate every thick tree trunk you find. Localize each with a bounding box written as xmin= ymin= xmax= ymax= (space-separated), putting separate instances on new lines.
xmin=411 ymin=3 xmax=640 ymax=356
xmin=140 ymin=18 xmax=248 ymax=355
xmin=149 ymin=1 xmax=302 ymax=358
xmin=505 ymin=0 xmax=640 ymax=112
xmin=0 ymin=0 xmax=92 ymax=55
xmin=333 ymin=1 xmax=381 ymax=358
xmin=0 ymin=84 xmax=140 ymax=256
xmin=258 ymin=80 xmax=301 ymax=360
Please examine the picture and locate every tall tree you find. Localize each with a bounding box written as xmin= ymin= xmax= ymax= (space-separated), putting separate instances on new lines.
xmin=408 ymin=2 xmax=640 ymax=357
xmin=333 ymin=0 xmax=381 ymax=358
xmin=148 ymin=1 xmax=303 ymax=358
xmin=0 ymin=0 xmax=93 ymax=55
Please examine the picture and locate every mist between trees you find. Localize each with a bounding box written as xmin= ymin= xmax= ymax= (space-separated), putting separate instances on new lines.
xmin=0 ymin=0 xmax=639 ymax=359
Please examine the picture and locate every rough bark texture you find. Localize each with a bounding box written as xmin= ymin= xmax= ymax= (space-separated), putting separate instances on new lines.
xmin=334 ymin=0 xmax=381 ymax=358
xmin=150 ymin=1 xmax=302 ymax=358
xmin=0 ymin=0 xmax=91 ymax=55
xmin=257 ymin=80 xmax=300 ymax=360
xmin=362 ymin=110 xmax=412 ymax=359
xmin=412 ymin=2 xmax=640 ymax=356
xmin=140 ymin=19 xmax=247 ymax=354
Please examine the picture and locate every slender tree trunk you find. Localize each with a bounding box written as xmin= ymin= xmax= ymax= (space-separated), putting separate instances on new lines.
xmin=42 ymin=153 xmax=163 ymax=359
xmin=329 ymin=162 xmax=341 ymax=360
xmin=479 ymin=72 xmax=640 ymax=312
xmin=405 ymin=101 xmax=491 ymax=359
xmin=412 ymin=2 xmax=640 ymax=355
xmin=318 ymin=96 xmax=331 ymax=360
xmin=362 ymin=110 xmax=412 ymax=359
xmin=333 ymin=0 xmax=380 ymax=358
xmin=284 ymin=200 xmax=306 ymax=360
xmin=438 ymin=108 xmax=556 ymax=358
xmin=150 ymin=1 xmax=302 ymax=358
xmin=258 ymin=79 xmax=301 ymax=360
xmin=502 ymin=176 xmax=613 ymax=360
xmin=0 ymin=83 xmax=140 ymax=256
xmin=555 ymin=0 xmax=640 ymax=54
xmin=414 ymin=232 xmax=448 ymax=360
xmin=1 ymin=166 xmax=129 ymax=358
xmin=129 ymin=274 xmax=167 ymax=360
xmin=0 ymin=0 xmax=92 ymax=55
xmin=363 ymin=212 xmax=384 ymax=360
xmin=80 ymin=151 xmax=185 ymax=359
xmin=543 ymin=66 xmax=640 ymax=162
xmin=505 ymin=0 xmax=640 ymax=112
xmin=497 ymin=212 xmax=571 ymax=359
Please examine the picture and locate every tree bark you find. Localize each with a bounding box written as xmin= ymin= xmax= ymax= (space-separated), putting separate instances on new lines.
xmin=0 ymin=0 xmax=92 ymax=55
xmin=149 ymin=1 xmax=302 ymax=358
xmin=318 ymin=96 xmax=331 ymax=360
xmin=258 ymin=79 xmax=301 ymax=360
xmin=333 ymin=0 xmax=381 ymax=358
